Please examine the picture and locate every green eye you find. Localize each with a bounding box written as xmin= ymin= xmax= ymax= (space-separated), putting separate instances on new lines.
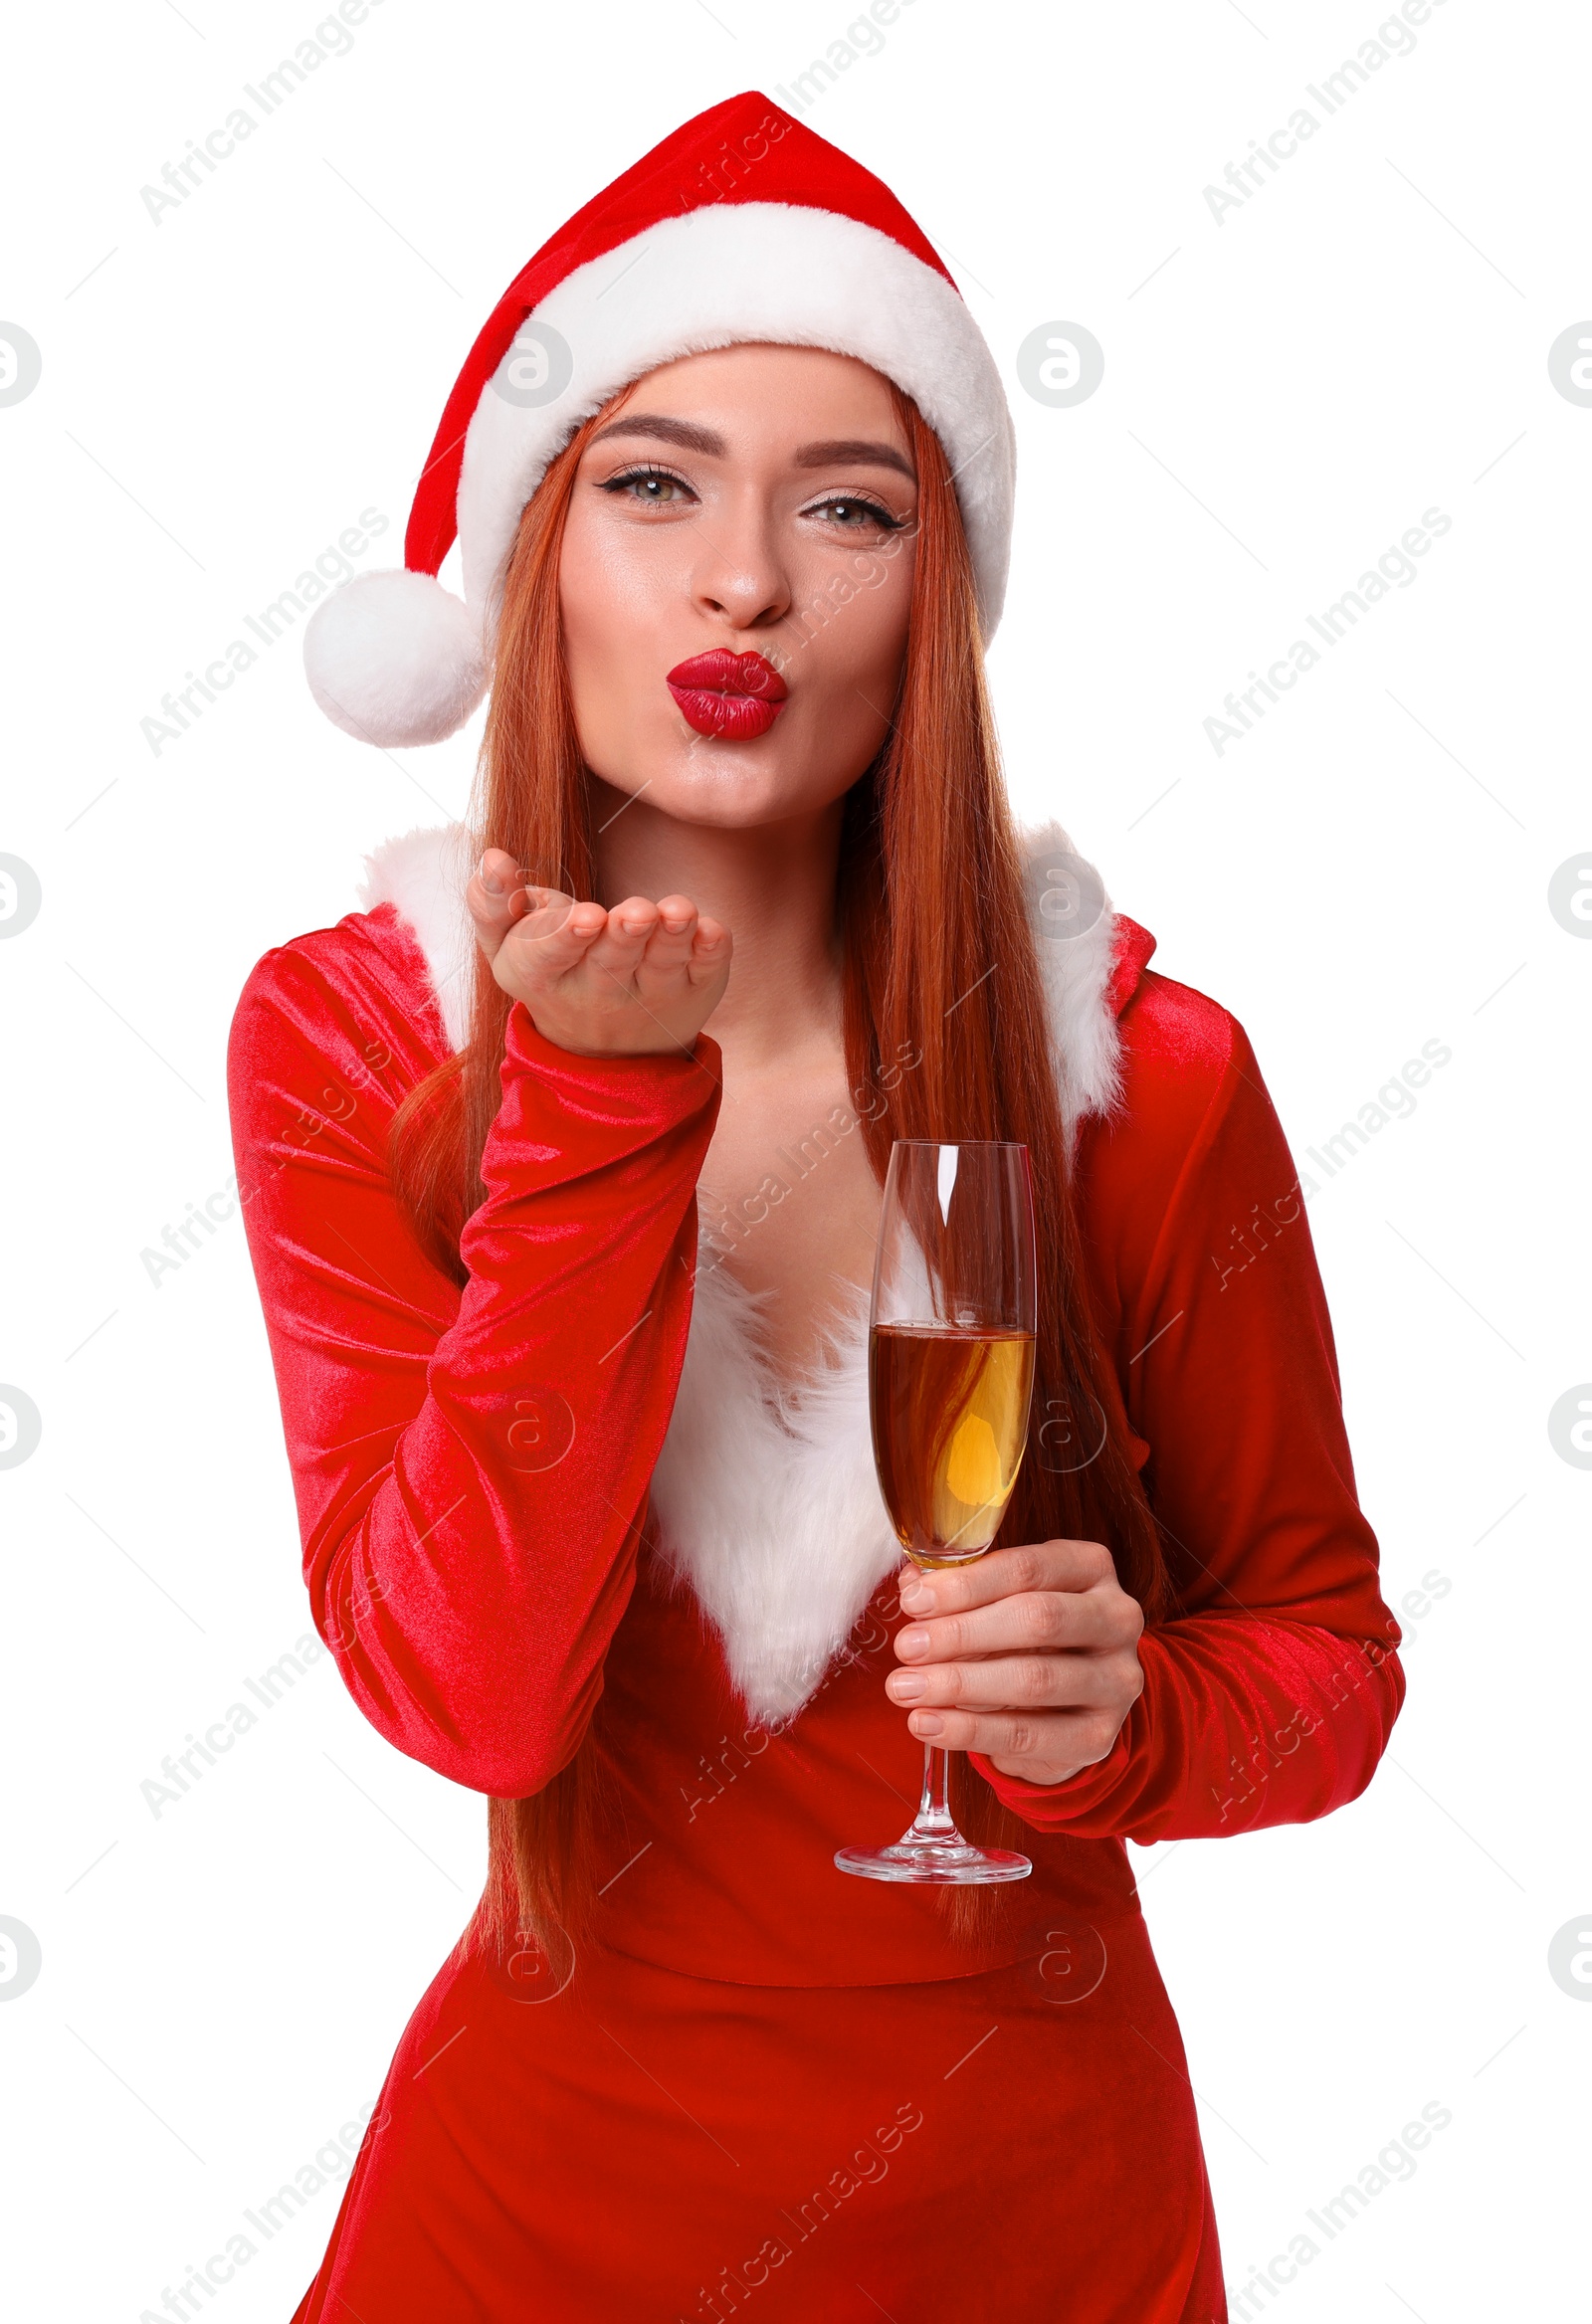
xmin=812 ymin=496 xmax=899 ymax=530
xmin=599 ymin=464 xmax=696 ymax=506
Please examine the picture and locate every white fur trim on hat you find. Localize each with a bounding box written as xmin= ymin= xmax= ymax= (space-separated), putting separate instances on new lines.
xmin=458 ymin=203 xmax=1016 ymax=642
xmin=303 ymin=568 xmax=488 ymax=748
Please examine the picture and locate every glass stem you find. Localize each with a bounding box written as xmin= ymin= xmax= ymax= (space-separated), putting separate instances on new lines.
xmin=906 ymin=1743 xmax=961 ymax=1843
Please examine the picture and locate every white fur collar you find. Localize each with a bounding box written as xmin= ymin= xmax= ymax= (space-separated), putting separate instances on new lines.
xmin=357 ymin=821 xmax=479 ymax=1050
xmin=649 ymin=1264 xmax=890 ymax=1725
xmin=357 ymin=818 xmax=1129 ymax=1725
xmin=358 ymin=818 xmax=1126 ymax=1130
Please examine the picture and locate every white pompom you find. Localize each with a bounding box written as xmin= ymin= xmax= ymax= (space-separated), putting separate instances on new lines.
xmin=302 ymin=568 xmax=488 ymax=747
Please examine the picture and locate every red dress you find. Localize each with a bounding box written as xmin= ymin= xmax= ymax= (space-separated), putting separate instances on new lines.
xmin=227 ymin=895 xmax=1404 ymax=2324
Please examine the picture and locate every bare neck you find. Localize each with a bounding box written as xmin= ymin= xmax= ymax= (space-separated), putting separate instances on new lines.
xmin=589 ymin=777 xmax=849 ymax=1074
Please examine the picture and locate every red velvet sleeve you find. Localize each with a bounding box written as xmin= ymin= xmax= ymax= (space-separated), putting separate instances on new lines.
xmin=227 ymin=922 xmax=720 ymax=1800
xmin=971 ymin=971 xmax=1405 ymax=1840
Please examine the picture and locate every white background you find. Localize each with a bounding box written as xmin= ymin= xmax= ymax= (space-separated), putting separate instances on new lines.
xmin=2 ymin=2 xmax=1585 ymax=2317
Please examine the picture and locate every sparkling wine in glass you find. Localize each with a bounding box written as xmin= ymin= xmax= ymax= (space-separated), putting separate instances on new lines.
xmin=836 ymin=1139 xmax=1037 ymax=1885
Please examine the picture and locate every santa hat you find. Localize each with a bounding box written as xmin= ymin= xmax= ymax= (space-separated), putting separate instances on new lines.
xmin=303 ymin=91 xmax=1016 ymax=749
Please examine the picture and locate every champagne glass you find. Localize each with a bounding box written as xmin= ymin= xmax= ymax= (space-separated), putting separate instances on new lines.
xmin=836 ymin=1139 xmax=1037 ymax=1885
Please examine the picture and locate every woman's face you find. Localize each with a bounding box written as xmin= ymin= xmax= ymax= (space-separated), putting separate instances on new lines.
xmin=557 ymin=343 xmax=918 ymax=829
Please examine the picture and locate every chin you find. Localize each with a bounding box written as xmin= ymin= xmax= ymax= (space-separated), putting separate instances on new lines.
xmin=642 ymin=772 xmax=836 ymax=831
xmin=598 ymin=731 xmax=861 ymax=829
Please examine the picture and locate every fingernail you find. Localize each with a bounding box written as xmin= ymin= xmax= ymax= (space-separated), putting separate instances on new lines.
xmin=896 ymin=1627 xmax=928 ymax=1660
xmin=909 ymin=1712 xmax=945 ymax=1738
xmin=898 ymin=1578 xmax=931 ymax=1611
xmin=483 ymin=870 xmax=504 ymax=896
xmin=887 ymin=1672 xmax=927 ymax=1702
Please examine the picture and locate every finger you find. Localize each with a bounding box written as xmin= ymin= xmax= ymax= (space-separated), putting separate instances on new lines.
xmin=582 ymin=894 xmax=659 ymax=979
xmin=901 ymin=1704 xmax=1117 ymax=1777
xmin=467 ymin=852 xmax=534 ymax=957
xmin=637 ymin=894 xmax=698 ymax=974
xmin=685 ymin=918 xmax=731 ymax=988
xmin=501 ymin=892 xmax=606 ymax=976
xmin=887 ymin=1649 xmax=1131 ymax=1714
xmin=477 ymin=848 xmax=522 ymax=899
xmin=470 ymin=868 xmax=565 ymax=936
xmin=897 ymin=1539 xmax=1116 ymax=1620
xmin=894 ymin=1586 xmax=1128 ymax=1666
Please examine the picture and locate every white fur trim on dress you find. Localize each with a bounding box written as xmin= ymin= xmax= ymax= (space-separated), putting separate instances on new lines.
xmin=357 ymin=816 xmax=1125 ymax=1724
xmin=648 ymin=1265 xmax=894 ymax=1726
xmin=1019 ymin=818 xmax=1127 ymax=1128
xmin=458 ymin=204 xmax=1017 ymax=643
xmin=357 ymin=822 xmax=478 ymax=1053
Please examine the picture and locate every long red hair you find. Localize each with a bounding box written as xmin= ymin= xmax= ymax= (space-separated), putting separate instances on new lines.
xmin=390 ymin=380 xmax=1171 ymax=1961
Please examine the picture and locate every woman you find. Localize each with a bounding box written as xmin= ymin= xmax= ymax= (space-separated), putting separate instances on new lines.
xmin=230 ymin=93 xmax=1404 ymax=2322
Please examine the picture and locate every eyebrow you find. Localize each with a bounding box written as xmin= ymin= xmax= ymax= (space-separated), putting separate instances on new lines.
xmin=796 ymin=437 xmax=915 ymax=482
xmin=588 ymin=414 xmax=725 ymax=456
xmin=587 ymin=414 xmax=915 ymax=481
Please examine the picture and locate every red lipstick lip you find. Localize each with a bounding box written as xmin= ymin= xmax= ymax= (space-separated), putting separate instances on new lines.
xmin=666 ymin=649 xmax=788 ymax=739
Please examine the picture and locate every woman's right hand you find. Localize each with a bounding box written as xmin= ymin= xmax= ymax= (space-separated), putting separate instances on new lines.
xmin=465 ymin=848 xmax=731 ymax=1059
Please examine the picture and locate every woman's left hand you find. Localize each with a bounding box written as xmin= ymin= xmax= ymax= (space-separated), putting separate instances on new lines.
xmin=886 ymin=1539 xmax=1145 ymax=1787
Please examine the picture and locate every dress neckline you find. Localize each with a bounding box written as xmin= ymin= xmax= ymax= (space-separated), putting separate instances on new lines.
xmin=647 ymin=1252 xmax=900 ymax=1727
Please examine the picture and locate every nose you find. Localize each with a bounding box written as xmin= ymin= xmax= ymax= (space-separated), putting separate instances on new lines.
xmin=689 ymin=486 xmax=792 ymax=635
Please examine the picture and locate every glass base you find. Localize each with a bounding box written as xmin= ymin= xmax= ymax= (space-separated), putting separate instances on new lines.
xmin=838 ymin=1745 xmax=1033 ymax=1884
xmin=835 ymin=1838 xmax=1032 ymax=1886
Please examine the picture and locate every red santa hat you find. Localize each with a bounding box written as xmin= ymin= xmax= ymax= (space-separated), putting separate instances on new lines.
xmin=303 ymin=91 xmax=1016 ymax=748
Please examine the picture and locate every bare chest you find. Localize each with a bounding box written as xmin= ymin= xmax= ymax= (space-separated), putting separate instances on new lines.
xmin=697 ymin=1058 xmax=882 ymax=1379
